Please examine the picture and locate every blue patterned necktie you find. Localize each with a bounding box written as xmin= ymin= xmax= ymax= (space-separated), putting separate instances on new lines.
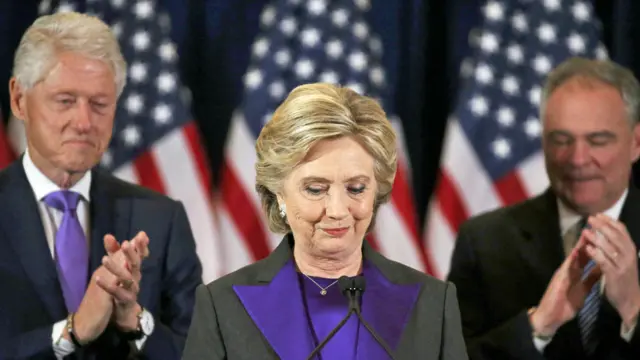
xmin=576 ymin=217 xmax=600 ymax=354
xmin=43 ymin=190 xmax=88 ymax=312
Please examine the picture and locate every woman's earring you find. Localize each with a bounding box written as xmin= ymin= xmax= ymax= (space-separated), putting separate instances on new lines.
xmin=279 ymin=204 xmax=286 ymax=218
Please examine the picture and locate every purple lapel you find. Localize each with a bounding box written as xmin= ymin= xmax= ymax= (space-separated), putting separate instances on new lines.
xmin=233 ymin=259 xmax=315 ymax=359
xmin=356 ymin=261 xmax=421 ymax=359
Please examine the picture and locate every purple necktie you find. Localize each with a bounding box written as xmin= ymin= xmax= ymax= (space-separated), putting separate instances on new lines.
xmin=43 ymin=190 xmax=88 ymax=313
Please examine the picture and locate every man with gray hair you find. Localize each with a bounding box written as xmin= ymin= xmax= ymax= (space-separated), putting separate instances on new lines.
xmin=0 ymin=11 xmax=202 ymax=359
xmin=448 ymin=57 xmax=640 ymax=359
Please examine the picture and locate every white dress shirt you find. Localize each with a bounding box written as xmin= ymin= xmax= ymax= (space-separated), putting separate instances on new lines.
xmin=533 ymin=189 xmax=637 ymax=352
xmin=21 ymin=151 xmax=150 ymax=359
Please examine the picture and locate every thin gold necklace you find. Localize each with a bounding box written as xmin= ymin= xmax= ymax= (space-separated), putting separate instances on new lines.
xmin=302 ymin=273 xmax=339 ymax=296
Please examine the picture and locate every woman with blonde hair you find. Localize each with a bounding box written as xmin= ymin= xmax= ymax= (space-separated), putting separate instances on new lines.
xmin=183 ymin=83 xmax=468 ymax=359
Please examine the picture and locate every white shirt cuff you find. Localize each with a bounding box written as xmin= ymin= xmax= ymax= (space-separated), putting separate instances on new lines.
xmin=52 ymin=319 xmax=75 ymax=359
xmin=621 ymin=319 xmax=638 ymax=342
xmin=533 ymin=320 xmax=635 ymax=350
xmin=134 ymin=334 xmax=148 ymax=350
xmin=533 ymin=321 xmax=636 ymax=350
xmin=532 ymin=335 xmax=552 ymax=353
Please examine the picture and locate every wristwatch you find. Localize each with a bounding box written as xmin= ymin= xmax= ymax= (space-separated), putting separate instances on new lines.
xmin=122 ymin=307 xmax=155 ymax=341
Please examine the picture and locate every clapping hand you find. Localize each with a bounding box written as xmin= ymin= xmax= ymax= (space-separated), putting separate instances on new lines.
xmin=95 ymin=231 xmax=150 ymax=331
xmin=583 ymin=214 xmax=640 ymax=327
xmin=529 ymin=236 xmax=602 ymax=336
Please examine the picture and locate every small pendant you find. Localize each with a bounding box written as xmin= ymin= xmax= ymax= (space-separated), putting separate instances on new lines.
xmin=320 ymin=289 xmax=327 ymax=296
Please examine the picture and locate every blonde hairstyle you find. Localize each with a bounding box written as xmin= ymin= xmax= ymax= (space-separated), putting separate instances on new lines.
xmin=255 ymin=83 xmax=398 ymax=234
xmin=12 ymin=11 xmax=127 ymax=96
xmin=541 ymin=57 xmax=640 ymax=126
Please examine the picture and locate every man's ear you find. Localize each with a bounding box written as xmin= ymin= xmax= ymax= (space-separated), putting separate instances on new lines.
xmin=8 ymin=78 xmax=28 ymax=123
xmin=632 ymin=123 xmax=640 ymax=163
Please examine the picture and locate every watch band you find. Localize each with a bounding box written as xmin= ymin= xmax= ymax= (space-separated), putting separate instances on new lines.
xmin=66 ymin=313 xmax=83 ymax=348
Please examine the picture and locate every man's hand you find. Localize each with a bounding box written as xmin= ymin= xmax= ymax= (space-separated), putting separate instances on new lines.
xmin=530 ymin=236 xmax=602 ymax=336
xmin=96 ymin=231 xmax=150 ymax=332
xmin=65 ymin=266 xmax=114 ymax=344
xmin=584 ymin=214 xmax=640 ymax=327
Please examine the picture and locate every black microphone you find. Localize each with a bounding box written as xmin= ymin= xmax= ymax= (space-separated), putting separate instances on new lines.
xmin=305 ymin=276 xmax=358 ymax=360
xmin=344 ymin=276 xmax=397 ymax=360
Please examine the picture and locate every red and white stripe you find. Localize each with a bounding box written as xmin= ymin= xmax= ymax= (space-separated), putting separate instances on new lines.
xmin=216 ymin=112 xmax=285 ymax=275
xmin=8 ymin=118 xmax=221 ymax=283
xmin=217 ymin=112 xmax=432 ymax=275
xmin=0 ymin=110 xmax=16 ymax=169
xmin=372 ymin=117 xmax=432 ymax=273
xmin=423 ymin=118 xmax=549 ymax=279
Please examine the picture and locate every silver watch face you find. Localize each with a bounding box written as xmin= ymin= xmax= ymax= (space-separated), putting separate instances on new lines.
xmin=140 ymin=311 xmax=155 ymax=335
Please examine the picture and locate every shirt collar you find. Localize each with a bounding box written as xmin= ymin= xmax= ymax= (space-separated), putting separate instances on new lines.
xmin=22 ymin=148 xmax=92 ymax=202
xmin=557 ymin=188 xmax=628 ymax=236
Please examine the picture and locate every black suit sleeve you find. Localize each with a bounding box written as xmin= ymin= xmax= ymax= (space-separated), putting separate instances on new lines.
xmin=0 ymin=324 xmax=57 ymax=359
xmin=140 ymin=201 xmax=203 ymax=359
xmin=441 ymin=282 xmax=470 ymax=360
xmin=447 ymin=222 xmax=545 ymax=360
xmin=182 ymin=284 xmax=227 ymax=360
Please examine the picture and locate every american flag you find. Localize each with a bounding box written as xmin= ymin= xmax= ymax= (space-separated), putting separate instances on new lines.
xmin=423 ymin=0 xmax=607 ymax=279
xmin=217 ymin=0 xmax=431 ymax=274
xmin=8 ymin=0 xmax=221 ymax=282
xmin=0 ymin=109 xmax=15 ymax=169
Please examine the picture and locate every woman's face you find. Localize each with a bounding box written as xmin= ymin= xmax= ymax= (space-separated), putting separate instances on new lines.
xmin=278 ymin=136 xmax=377 ymax=258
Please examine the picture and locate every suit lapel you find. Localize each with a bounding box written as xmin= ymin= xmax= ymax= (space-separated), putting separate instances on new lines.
xmin=233 ymin=237 xmax=315 ymax=360
xmin=0 ymin=162 xmax=67 ymax=320
xmin=513 ymin=189 xmax=566 ymax=284
xmin=88 ymin=171 xmax=131 ymax=274
xmin=358 ymin=243 xmax=421 ymax=358
xmin=82 ymin=172 xmax=131 ymax=360
xmin=619 ymin=186 xmax=640 ymax=258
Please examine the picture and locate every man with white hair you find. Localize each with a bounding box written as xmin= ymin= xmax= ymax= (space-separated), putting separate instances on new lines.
xmin=0 ymin=11 xmax=202 ymax=359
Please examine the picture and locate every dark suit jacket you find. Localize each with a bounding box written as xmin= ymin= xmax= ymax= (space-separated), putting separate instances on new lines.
xmin=182 ymin=234 xmax=469 ymax=360
xmin=0 ymin=160 xmax=203 ymax=359
xmin=448 ymin=187 xmax=640 ymax=360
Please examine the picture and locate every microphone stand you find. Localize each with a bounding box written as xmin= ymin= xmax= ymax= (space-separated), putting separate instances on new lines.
xmin=305 ymin=307 xmax=355 ymax=360
xmin=349 ymin=289 xmax=396 ymax=359
xmin=305 ymin=276 xmax=397 ymax=360
xmin=305 ymin=276 xmax=360 ymax=360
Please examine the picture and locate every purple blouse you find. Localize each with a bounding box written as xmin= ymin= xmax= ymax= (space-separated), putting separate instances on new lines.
xmin=299 ymin=273 xmax=361 ymax=359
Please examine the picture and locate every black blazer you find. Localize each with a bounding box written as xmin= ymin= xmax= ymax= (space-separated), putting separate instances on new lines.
xmin=182 ymin=235 xmax=469 ymax=359
xmin=0 ymin=159 xmax=203 ymax=359
xmin=448 ymin=187 xmax=640 ymax=360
